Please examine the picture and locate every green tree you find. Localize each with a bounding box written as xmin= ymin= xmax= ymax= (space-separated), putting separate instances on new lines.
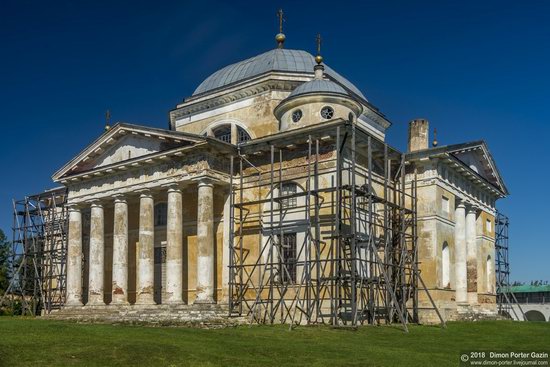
xmin=0 ymin=229 xmax=10 ymax=295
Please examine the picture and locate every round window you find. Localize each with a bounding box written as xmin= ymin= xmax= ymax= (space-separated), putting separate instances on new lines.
xmin=320 ymin=106 xmax=334 ymax=119
xmin=291 ymin=109 xmax=303 ymax=123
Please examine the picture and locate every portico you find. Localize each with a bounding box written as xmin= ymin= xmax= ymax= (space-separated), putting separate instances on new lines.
xmin=65 ymin=178 xmax=224 ymax=307
xmin=54 ymin=124 xmax=233 ymax=308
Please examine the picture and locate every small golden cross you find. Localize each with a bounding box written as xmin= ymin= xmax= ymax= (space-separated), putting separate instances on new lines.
xmin=277 ymin=9 xmax=284 ymax=33
xmin=316 ymin=34 xmax=322 ymax=55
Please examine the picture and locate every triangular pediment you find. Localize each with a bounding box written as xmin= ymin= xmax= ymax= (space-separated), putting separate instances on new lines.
xmin=448 ymin=142 xmax=508 ymax=195
xmin=53 ymin=123 xmax=205 ymax=181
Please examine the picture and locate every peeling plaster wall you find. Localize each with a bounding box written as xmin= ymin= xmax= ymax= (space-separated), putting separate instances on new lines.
xmin=174 ymin=92 xmax=283 ymax=140
xmin=93 ymin=136 xmax=164 ymax=168
xmin=413 ymin=158 xmax=498 ymax=321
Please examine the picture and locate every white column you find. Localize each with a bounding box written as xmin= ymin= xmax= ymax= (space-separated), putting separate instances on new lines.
xmin=195 ymin=179 xmax=215 ymax=304
xmin=466 ymin=205 xmax=478 ymax=305
xmin=165 ymin=185 xmax=183 ymax=304
xmin=221 ymin=188 xmax=231 ymax=302
xmin=88 ymin=201 xmax=105 ymax=305
xmin=137 ymin=191 xmax=155 ymax=304
xmin=112 ymin=195 xmax=129 ymax=304
xmin=66 ymin=205 xmax=83 ymax=306
xmin=454 ymin=201 xmax=467 ymax=304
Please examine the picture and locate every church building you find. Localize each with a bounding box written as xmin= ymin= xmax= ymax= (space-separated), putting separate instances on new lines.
xmin=49 ymin=19 xmax=508 ymax=326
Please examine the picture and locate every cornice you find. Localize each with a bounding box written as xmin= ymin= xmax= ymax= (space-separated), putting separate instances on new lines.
xmin=170 ymin=74 xmax=310 ymax=127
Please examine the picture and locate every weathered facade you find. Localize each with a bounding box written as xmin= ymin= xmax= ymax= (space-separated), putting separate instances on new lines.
xmin=406 ymin=119 xmax=508 ymax=322
xmin=49 ymin=33 xmax=507 ymax=326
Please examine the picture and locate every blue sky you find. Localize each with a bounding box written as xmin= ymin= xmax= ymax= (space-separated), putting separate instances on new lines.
xmin=1 ymin=0 xmax=548 ymax=282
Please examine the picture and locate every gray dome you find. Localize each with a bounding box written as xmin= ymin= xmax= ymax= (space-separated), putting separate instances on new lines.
xmin=288 ymin=79 xmax=349 ymax=99
xmin=193 ymin=49 xmax=366 ymax=99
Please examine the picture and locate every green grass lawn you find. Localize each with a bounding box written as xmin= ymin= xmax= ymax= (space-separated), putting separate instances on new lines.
xmin=0 ymin=318 xmax=548 ymax=367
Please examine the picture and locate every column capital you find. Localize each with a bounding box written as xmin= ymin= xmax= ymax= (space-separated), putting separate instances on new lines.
xmin=196 ymin=177 xmax=215 ymax=188
xmin=136 ymin=189 xmax=153 ymax=199
xmin=455 ymin=200 xmax=466 ymax=209
xmin=88 ymin=199 xmax=104 ymax=208
xmin=466 ymin=202 xmax=479 ymax=214
xmin=67 ymin=203 xmax=82 ymax=212
xmin=113 ymin=194 xmax=127 ymax=203
xmin=192 ymin=172 xmax=228 ymax=187
xmin=162 ymin=182 xmax=185 ymax=192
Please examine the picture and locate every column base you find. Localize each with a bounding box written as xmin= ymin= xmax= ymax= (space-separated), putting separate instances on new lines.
xmin=111 ymin=299 xmax=130 ymax=306
xmin=64 ymin=299 xmax=84 ymax=307
xmin=468 ymin=293 xmax=478 ymax=306
xmin=87 ymin=295 xmax=105 ymax=306
xmin=86 ymin=303 xmax=106 ymax=307
xmin=65 ymin=300 xmax=84 ymax=307
xmin=136 ymin=295 xmax=156 ymax=305
xmin=194 ymin=297 xmax=215 ymax=305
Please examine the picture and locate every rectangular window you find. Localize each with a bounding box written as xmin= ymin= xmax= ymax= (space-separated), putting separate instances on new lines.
xmin=154 ymin=246 xmax=167 ymax=264
xmin=442 ymin=196 xmax=450 ymax=214
xmin=154 ymin=203 xmax=167 ymax=226
xmin=486 ymin=219 xmax=492 ymax=232
xmin=279 ymin=233 xmax=297 ymax=284
xmin=280 ymin=182 xmax=297 ymax=209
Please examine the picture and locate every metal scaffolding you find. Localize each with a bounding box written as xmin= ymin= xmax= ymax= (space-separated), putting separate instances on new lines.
xmin=495 ymin=212 xmax=524 ymax=320
xmin=228 ymin=120 xmax=443 ymax=329
xmin=0 ymin=187 xmax=68 ymax=315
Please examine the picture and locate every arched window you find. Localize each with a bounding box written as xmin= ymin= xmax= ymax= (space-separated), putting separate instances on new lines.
xmin=212 ymin=125 xmax=232 ymax=143
xmin=237 ymin=126 xmax=251 ymax=143
xmin=486 ymin=255 xmax=493 ymax=293
xmin=154 ymin=202 xmax=167 ymax=226
xmin=442 ymin=242 xmax=450 ymax=288
xmin=210 ymin=123 xmax=251 ymax=144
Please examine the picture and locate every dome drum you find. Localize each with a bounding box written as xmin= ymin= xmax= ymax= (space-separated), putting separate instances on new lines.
xmin=275 ymin=94 xmax=363 ymax=132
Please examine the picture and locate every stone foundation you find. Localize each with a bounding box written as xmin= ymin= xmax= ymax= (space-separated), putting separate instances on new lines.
xmin=453 ymin=303 xmax=503 ymax=322
xmin=45 ymin=304 xmax=246 ymax=328
xmin=418 ymin=303 xmax=501 ymax=324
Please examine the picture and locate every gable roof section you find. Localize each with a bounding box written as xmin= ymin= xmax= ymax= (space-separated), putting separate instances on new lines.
xmin=447 ymin=141 xmax=508 ymax=195
xmin=52 ymin=123 xmax=207 ymax=181
xmin=406 ymin=140 xmax=508 ymax=196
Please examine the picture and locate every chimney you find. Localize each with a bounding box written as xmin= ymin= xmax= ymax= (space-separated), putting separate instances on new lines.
xmin=408 ymin=118 xmax=429 ymax=152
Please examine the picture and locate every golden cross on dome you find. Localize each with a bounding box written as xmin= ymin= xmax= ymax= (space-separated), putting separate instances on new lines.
xmin=277 ymin=9 xmax=284 ymax=33
xmin=315 ymin=34 xmax=323 ymax=64
xmin=316 ymin=34 xmax=322 ymax=56
xmin=275 ymin=9 xmax=286 ymax=48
